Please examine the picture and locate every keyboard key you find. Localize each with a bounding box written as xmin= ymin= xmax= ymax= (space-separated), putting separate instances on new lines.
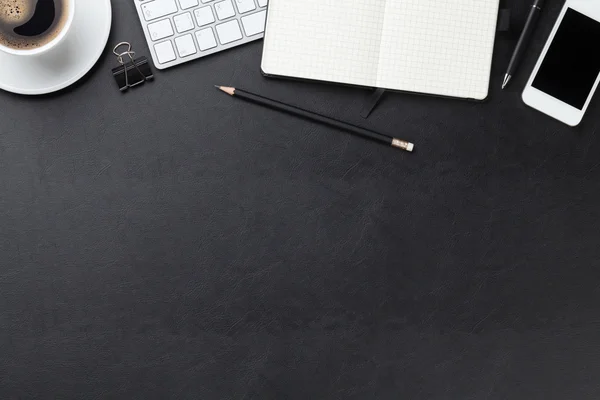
xmin=196 ymin=27 xmax=218 ymax=51
xmin=241 ymin=10 xmax=265 ymax=36
xmin=201 ymin=0 xmax=214 ymax=3
xmin=175 ymin=34 xmax=198 ymax=57
xmin=173 ymin=12 xmax=194 ymax=33
xmin=257 ymin=0 xmax=267 ymax=7
xmin=214 ymin=0 xmax=235 ymax=20
xmin=141 ymin=0 xmax=178 ymax=21
xmin=194 ymin=6 xmax=215 ymax=27
xmin=234 ymin=0 xmax=255 ymax=14
xmin=215 ymin=20 xmax=243 ymax=44
xmin=147 ymin=18 xmax=174 ymax=41
xmin=154 ymin=40 xmax=177 ymax=63
xmin=178 ymin=0 xmax=198 ymax=9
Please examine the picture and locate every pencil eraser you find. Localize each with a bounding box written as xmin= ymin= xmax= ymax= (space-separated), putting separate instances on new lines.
xmin=407 ymin=143 xmax=414 ymax=152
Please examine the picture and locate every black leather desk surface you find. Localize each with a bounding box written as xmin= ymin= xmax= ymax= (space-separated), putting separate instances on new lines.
xmin=2 ymin=1 xmax=600 ymax=398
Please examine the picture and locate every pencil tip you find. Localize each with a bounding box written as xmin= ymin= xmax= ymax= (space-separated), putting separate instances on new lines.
xmin=216 ymin=86 xmax=236 ymax=96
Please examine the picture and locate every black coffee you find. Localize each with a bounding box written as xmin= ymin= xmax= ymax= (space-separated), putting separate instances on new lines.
xmin=0 ymin=0 xmax=69 ymax=50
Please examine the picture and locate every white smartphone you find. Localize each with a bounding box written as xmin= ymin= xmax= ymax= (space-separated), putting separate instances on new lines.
xmin=522 ymin=1 xmax=600 ymax=126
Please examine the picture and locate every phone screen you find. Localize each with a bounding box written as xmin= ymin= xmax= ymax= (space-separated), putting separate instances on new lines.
xmin=532 ymin=8 xmax=600 ymax=110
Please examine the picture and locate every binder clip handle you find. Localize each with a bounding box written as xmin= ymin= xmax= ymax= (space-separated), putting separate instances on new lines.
xmin=113 ymin=42 xmax=137 ymax=65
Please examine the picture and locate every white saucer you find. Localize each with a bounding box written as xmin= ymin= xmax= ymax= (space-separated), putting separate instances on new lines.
xmin=0 ymin=0 xmax=112 ymax=95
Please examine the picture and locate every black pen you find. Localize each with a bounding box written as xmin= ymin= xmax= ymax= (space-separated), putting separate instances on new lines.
xmin=502 ymin=0 xmax=545 ymax=89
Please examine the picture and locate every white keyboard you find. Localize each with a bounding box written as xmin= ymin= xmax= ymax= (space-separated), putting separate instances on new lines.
xmin=134 ymin=0 xmax=268 ymax=70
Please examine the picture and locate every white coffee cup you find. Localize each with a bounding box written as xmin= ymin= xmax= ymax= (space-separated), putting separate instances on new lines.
xmin=0 ymin=0 xmax=75 ymax=57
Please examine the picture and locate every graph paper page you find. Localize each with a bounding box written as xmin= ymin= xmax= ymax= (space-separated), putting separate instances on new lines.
xmin=261 ymin=0 xmax=387 ymax=87
xmin=262 ymin=0 xmax=499 ymax=100
xmin=376 ymin=0 xmax=499 ymax=99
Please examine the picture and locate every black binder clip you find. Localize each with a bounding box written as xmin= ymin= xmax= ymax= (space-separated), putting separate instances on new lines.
xmin=112 ymin=42 xmax=154 ymax=92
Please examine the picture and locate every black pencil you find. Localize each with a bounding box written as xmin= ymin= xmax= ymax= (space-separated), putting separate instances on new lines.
xmin=215 ymin=86 xmax=414 ymax=152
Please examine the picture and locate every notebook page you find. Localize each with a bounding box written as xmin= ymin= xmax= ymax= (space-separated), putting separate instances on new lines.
xmin=376 ymin=0 xmax=499 ymax=100
xmin=261 ymin=0 xmax=387 ymax=87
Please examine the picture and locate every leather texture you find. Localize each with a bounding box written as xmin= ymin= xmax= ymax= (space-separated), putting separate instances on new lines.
xmin=2 ymin=0 xmax=600 ymax=398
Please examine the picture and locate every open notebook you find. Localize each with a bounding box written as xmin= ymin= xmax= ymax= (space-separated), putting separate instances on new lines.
xmin=261 ymin=0 xmax=500 ymax=101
